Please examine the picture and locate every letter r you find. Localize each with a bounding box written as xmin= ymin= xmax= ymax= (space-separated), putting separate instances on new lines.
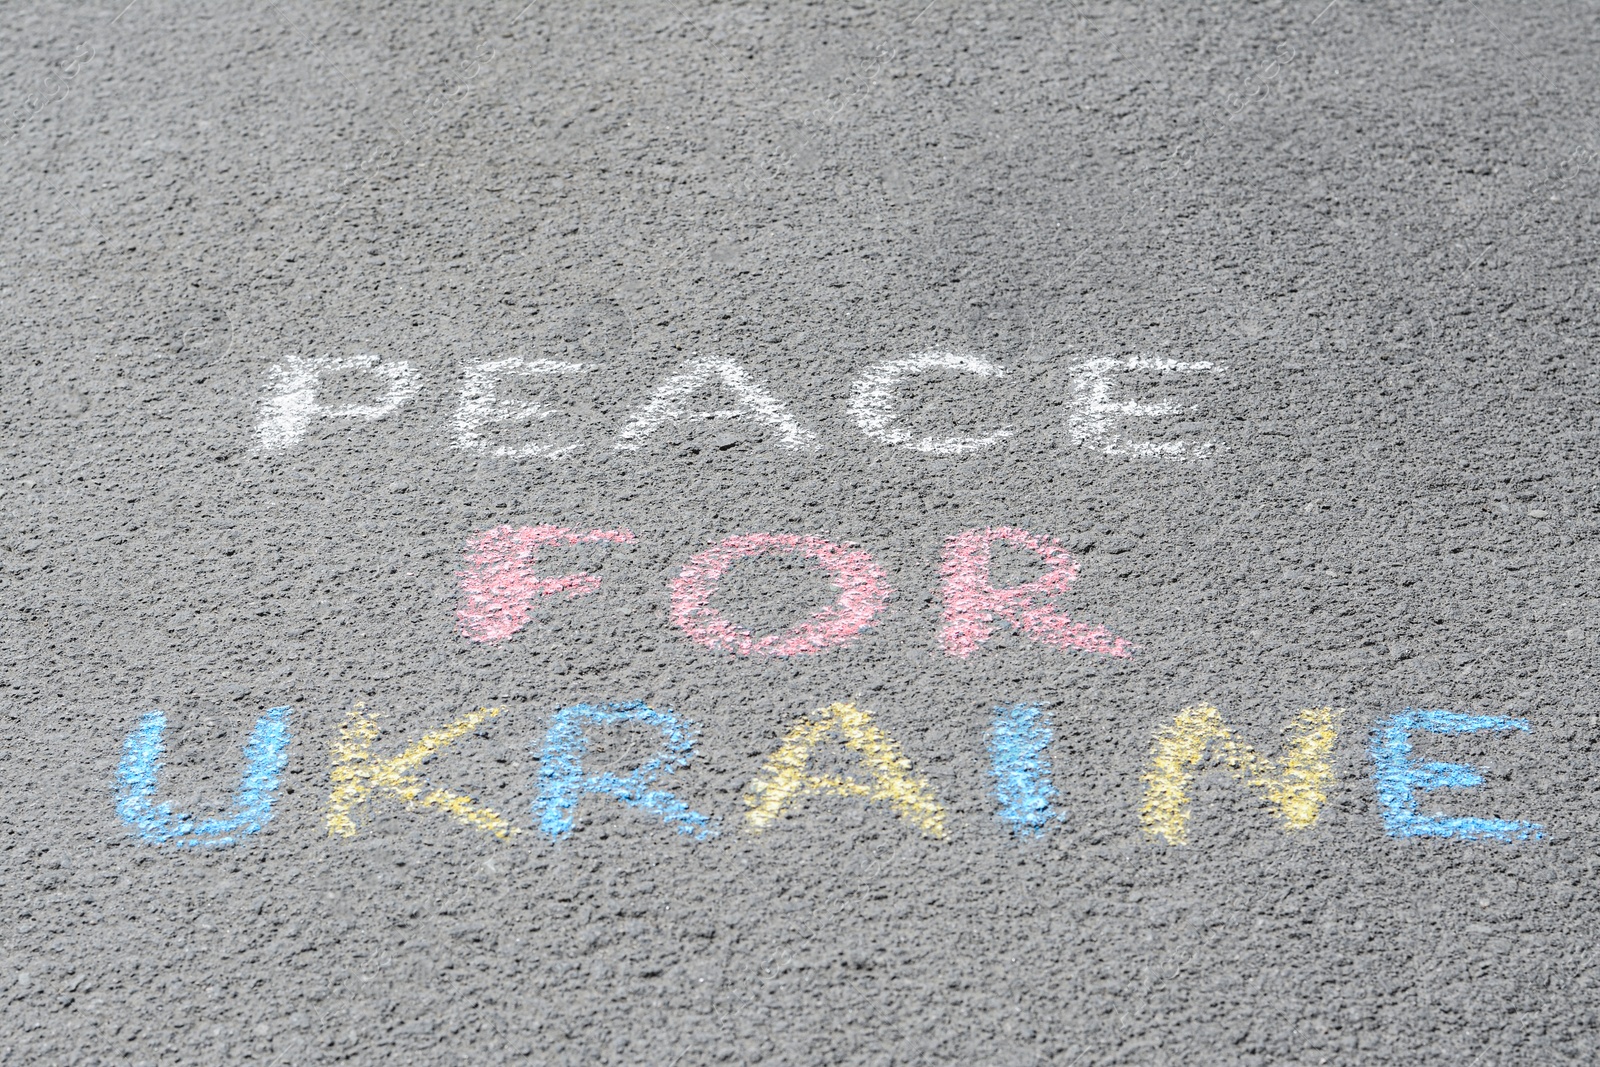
xmin=535 ymin=702 xmax=717 ymax=839
xmin=939 ymin=526 xmax=1133 ymax=659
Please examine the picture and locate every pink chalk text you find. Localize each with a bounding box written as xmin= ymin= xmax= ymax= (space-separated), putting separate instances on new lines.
xmin=939 ymin=526 xmax=1134 ymax=659
xmin=670 ymin=533 xmax=891 ymax=657
xmin=458 ymin=524 xmax=637 ymax=644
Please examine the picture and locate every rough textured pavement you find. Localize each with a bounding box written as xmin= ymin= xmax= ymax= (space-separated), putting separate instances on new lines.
xmin=3 ymin=1 xmax=1599 ymax=1064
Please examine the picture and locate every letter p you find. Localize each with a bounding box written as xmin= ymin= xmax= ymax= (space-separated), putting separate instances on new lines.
xmin=258 ymin=353 xmax=418 ymax=451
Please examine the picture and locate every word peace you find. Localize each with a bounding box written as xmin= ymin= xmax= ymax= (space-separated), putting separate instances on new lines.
xmin=457 ymin=524 xmax=1135 ymax=659
xmin=257 ymin=351 xmax=1222 ymax=459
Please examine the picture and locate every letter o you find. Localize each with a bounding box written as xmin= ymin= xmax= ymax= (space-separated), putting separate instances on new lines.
xmin=670 ymin=533 xmax=890 ymax=656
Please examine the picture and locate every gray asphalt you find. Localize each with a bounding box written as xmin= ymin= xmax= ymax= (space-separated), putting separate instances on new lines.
xmin=3 ymin=0 xmax=1599 ymax=1064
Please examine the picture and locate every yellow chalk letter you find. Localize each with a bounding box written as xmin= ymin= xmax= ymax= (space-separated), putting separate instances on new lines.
xmin=327 ymin=705 xmax=518 ymax=840
xmin=744 ymin=702 xmax=946 ymax=837
xmin=1140 ymin=704 xmax=1337 ymax=846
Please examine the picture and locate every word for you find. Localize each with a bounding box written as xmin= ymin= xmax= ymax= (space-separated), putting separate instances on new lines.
xmin=257 ymin=350 xmax=1222 ymax=459
xmin=457 ymin=523 xmax=1134 ymax=660
xmin=114 ymin=700 xmax=1543 ymax=849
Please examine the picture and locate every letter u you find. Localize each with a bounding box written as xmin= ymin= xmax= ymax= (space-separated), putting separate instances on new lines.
xmin=116 ymin=706 xmax=291 ymax=848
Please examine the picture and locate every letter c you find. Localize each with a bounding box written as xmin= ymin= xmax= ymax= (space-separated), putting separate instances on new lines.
xmin=849 ymin=351 xmax=1013 ymax=454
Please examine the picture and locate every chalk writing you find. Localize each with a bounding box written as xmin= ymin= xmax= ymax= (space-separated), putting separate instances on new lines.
xmin=535 ymin=701 xmax=718 ymax=839
xmin=989 ymin=702 xmax=1065 ymax=836
xmin=116 ymin=706 xmax=291 ymax=848
xmin=259 ymin=353 xmax=418 ymax=451
xmin=1370 ymin=709 xmax=1542 ymax=842
xmin=616 ymin=358 xmax=818 ymax=451
xmin=1069 ymin=356 xmax=1222 ymax=458
xmin=744 ymin=702 xmax=946 ymax=836
xmin=327 ymin=706 xmax=517 ymax=839
xmin=671 ymin=533 xmax=891 ymax=657
xmin=849 ymin=351 xmax=1013 ymax=454
xmin=458 ymin=524 xmax=637 ymax=644
xmin=1140 ymin=704 xmax=1337 ymax=846
xmin=940 ymin=526 xmax=1134 ymax=659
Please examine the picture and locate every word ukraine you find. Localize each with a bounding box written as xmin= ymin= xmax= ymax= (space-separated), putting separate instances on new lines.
xmin=114 ymin=699 xmax=1544 ymax=850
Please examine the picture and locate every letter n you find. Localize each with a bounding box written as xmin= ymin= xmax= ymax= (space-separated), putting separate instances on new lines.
xmin=1140 ymin=704 xmax=1337 ymax=846
xmin=116 ymin=706 xmax=291 ymax=848
xmin=744 ymin=702 xmax=946 ymax=837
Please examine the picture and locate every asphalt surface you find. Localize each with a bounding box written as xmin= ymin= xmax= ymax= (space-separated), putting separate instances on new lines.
xmin=3 ymin=1 xmax=1599 ymax=1064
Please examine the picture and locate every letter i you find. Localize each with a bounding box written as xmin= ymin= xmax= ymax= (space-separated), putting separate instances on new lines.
xmin=989 ymin=702 xmax=1065 ymax=836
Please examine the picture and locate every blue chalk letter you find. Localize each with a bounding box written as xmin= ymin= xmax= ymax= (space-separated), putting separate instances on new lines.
xmin=116 ymin=706 xmax=292 ymax=848
xmin=1370 ymin=708 xmax=1542 ymax=842
xmin=989 ymin=701 xmax=1066 ymax=836
xmin=535 ymin=701 xmax=717 ymax=840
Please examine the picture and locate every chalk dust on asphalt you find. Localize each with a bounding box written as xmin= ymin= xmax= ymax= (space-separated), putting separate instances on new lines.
xmin=2 ymin=1 xmax=1597 ymax=1064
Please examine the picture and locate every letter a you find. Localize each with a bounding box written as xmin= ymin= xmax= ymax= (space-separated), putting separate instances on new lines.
xmin=614 ymin=358 xmax=817 ymax=450
xmin=1140 ymin=704 xmax=1337 ymax=846
xmin=326 ymin=706 xmax=518 ymax=840
xmin=744 ymin=702 xmax=946 ymax=837
xmin=117 ymin=706 xmax=291 ymax=848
